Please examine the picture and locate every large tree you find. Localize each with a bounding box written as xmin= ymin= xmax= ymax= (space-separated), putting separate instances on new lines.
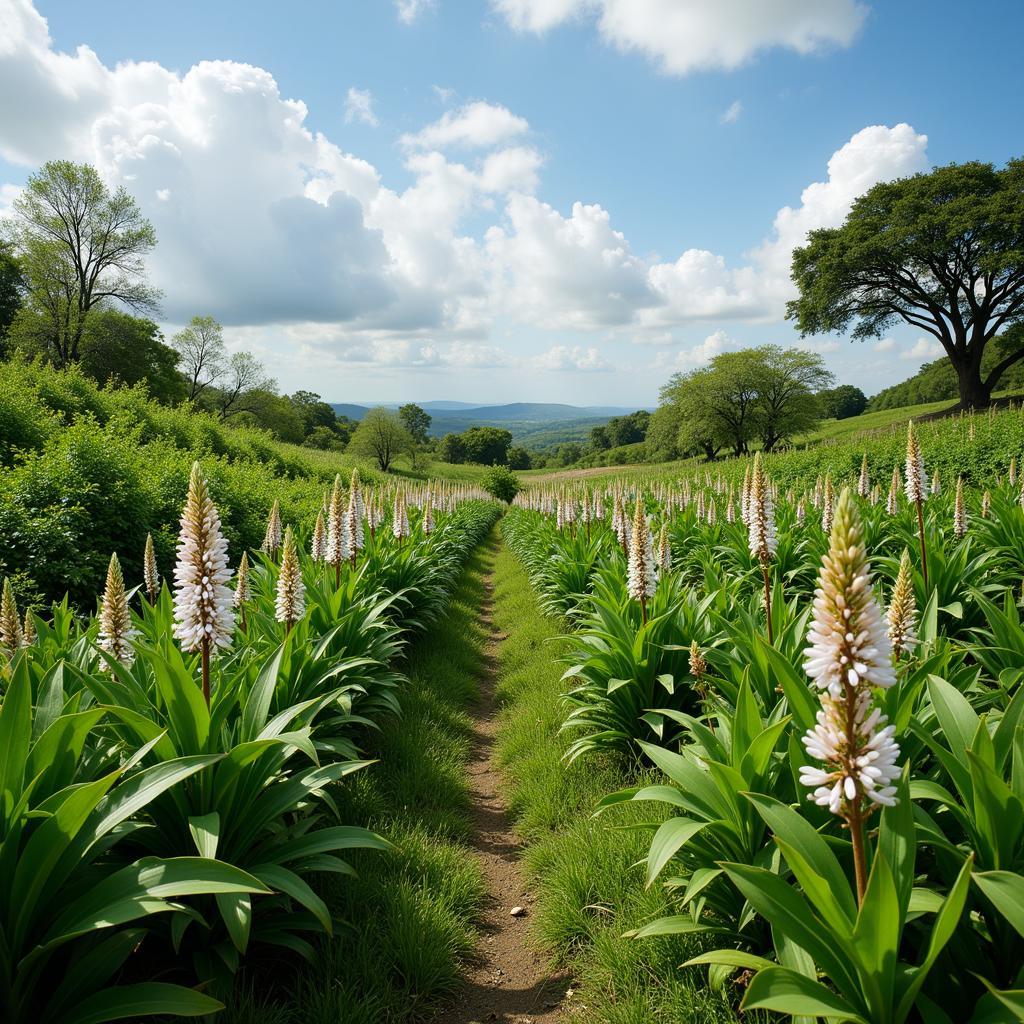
xmin=216 ymin=352 xmax=275 ymax=419
xmin=398 ymin=403 xmax=431 ymax=468
xmin=754 ymin=345 xmax=833 ymax=451
xmin=461 ymin=426 xmax=513 ymax=466
xmin=347 ymin=408 xmax=413 ymax=472
xmin=787 ymin=159 xmax=1024 ymax=409
xmin=171 ymin=316 xmax=226 ymax=400
xmin=8 ymin=161 xmax=159 ymax=367
xmin=658 ymin=346 xmax=831 ymax=460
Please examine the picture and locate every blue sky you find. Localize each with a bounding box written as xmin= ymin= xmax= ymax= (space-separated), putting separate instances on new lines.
xmin=2 ymin=0 xmax=1023 ymax=406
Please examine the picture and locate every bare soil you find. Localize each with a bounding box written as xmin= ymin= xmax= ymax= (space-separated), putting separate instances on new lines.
xmin=437 ymin=571 xmax=570 ymax=1024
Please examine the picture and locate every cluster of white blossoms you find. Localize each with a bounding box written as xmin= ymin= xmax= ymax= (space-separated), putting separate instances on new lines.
xmin=173 ymin=462 xmax=236 ymax=652
xmin=326 ymin=474 xmax=349 ymax=569
xmin=905 ymin=422 xmax=928 ymax=505
xmin=887 ymin=465 xmax=901 ymax=515
xmin=98 ymin=552 xmax=136 ymax=668
xmin=747 ymin=452 xmax=776 ymax=562
xmin=627 ymin=498 xmax=657 ymax=602
xmin=262 ymin=498 xmax=283 ymax=556
xmin=347 ymin=470 xmax=365 ymax=554
xmin=887 ymin=548 xmax=917 ymax=657
xmin=799 ymin=488 xmax=901 ymax=815
xmin=393 ymin=490 xmax=410 ymax=540
xmin=143 ymin=533 xmax=159 ymax=603
xmin=657 ymin=524 xmax=672 ymax=572
xmin=0 ymin=577 xmax=24 ymax=655
xmin=311 ymin=510 xmax=327 ymax=562
xmin=234 ymin=551 xmax=251 ymax=609
xmin=953 ymin=476 xmax=967 ymax=538
xmin=275 ymin=526 xmax=305 ymax=628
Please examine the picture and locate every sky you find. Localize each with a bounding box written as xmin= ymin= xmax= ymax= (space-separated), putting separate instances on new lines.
xmin=1 ymin=0 xmax=1022 ymax=407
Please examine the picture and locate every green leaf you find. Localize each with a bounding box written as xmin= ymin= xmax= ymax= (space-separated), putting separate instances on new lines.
xmin=746 ymin=793 xmax=857 ymax=925
xmin=188 ymin=812 xmax=220 ymax=859
xmin=682 ymin=949 xmax=776 ymax=973
xmin=741 ymin=966 xmax=868 ymax=1022
xmin=59 ymin=983 xmax=224 ymax=1024
xmin=645 ymin=818 xmax=707 ymax=886
xmin=927 ymin=676 xmax=979 ymax=768
xmin=973 ymin=870 xmax=1024 ymax=941
xmin=895 ymin=853 xmax=973 ymax=1024
xmin=216 ymin=891 xmax=252 ymax=952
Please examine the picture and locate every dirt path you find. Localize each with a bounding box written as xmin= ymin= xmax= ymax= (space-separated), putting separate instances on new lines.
xmin=440 ymin=565 xmax=570 ymax=1024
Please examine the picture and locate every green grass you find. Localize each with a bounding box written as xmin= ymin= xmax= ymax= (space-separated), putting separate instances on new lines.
xmin=217 ymin=532 xmax=500 ymax=1024
xmin=491 ymin=539 xmax=743 ymax=1024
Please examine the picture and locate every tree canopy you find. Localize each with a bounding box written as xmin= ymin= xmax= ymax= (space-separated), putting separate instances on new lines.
xmin=347 ymin=408 xmax=413 ymax=471
xmin=8 ymin=160 xmax=158 ymax=367
xmin=787 ymin=158 xmax=1024 ymax=409
xmin=658 ymin=345 xmax=833 ymax=459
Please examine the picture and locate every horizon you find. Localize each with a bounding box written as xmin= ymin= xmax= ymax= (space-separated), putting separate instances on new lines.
xmin=2 ymin=0 xmax=1022 ymax=405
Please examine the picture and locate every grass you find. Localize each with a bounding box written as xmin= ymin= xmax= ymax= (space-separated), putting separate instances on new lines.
xmin=216 ymin=532 xmax=500 ymax=1024
xmin=491 ymin=538 xmax=743 ymax=1023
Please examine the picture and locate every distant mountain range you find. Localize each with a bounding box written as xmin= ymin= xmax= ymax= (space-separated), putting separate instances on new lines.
xmin=330 ymin=401 xmax=652 ymax=451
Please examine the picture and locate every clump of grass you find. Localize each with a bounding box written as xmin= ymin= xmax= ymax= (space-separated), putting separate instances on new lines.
xmin=492 ymin=539 xmax=745 ymax=1024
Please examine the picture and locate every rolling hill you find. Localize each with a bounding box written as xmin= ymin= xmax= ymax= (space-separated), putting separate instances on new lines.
xmin=329 ymin=401 xmax=652 ymax=450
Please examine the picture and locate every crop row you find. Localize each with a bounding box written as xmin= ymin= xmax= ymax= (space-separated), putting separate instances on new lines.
xmin=503 ymin=425 xmax=1024 ymax=1023
xmin=0 ymin=465 xmax=499 ymax=1023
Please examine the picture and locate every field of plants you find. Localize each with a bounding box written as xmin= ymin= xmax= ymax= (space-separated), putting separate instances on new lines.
xmin=0 ymin=456 xmax=498 ymax=1022
xmin=3 ymin=383 xmax=1024 ymax=1024
xmin=501 ymin=412 xmax=1024 ymax=1023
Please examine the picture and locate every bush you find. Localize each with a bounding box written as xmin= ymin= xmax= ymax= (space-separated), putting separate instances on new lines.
xmin=481 ymin=465 xmax=521 ymax=503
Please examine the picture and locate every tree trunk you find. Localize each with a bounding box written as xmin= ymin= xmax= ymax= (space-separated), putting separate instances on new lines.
xmin=955 ymin=357 xmax=992 ymax=409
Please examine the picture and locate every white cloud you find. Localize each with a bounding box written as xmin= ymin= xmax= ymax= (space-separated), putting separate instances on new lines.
xmin=643 ymin=123 xmax=929 ymax=326
xmin=901 ymin=337 xmax=944 ymax=361
xmin=493 ymin=0 xmax=868 ymax=75
xmin=344 ymin=86 xmax=379 ymax=127
xmin=401 ymin=101 xmax=529 ymax=150
xmin=395 ymin=0 xmax=435 ymax=25
xmin=874 ymin=337 xmax=897 ymax=352
xmin=720 ymin=99 xmax=743 ymax=124
xmin=533 ymin=344 xmax=613 ymax=372
xmin=650 ymin=329 xmax=744 ymax=371
xmin=0 ymin=0 xmax=933 ymax=385
xmin=432 ymin=84 xmax=456 ymax=103
xmin=486 ymin=195 xmax=657 ymax=330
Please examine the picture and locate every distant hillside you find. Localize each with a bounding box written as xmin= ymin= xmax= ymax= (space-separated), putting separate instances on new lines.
xmin=328 ymin=401 xmax=651 ymax=451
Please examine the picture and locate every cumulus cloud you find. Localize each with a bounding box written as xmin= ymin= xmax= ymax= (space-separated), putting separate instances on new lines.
xmin=344 ymin=87 xmax=378 ymax=126
xmin=643 ymin=123 xmax=929 ymax=326
xmin=0 ymin=0 xmax=932 ymax=383
xmin=486 ymin=195 xmax=657 ymax=330
xmin=901 ymin=337 xmax=944 ymax=361
xmin=874 ymin=337 xmax=898 ymax=352
xmin=650 ymin=329 xmax=744 ymax=371
xmin=533 ymin=344 xmax=613 ymax=372
xmin=492 ymin=0 xmax=867 ymax=75
xmin=720 ymin=99 xmax=743 ymax=124
xmin=401 ymin=101 xmax=529 ymax=150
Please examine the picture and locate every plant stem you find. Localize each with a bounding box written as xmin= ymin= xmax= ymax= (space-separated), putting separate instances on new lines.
xmin=849 ymin=802 xmax=868 ymax=905
xmin=761 ymin=560 xmax=774 ymax=645
xmin=915 ymin=497 xmax=929 ymax=590
xmin=201 ymin=637 xmax=210 ymax=707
